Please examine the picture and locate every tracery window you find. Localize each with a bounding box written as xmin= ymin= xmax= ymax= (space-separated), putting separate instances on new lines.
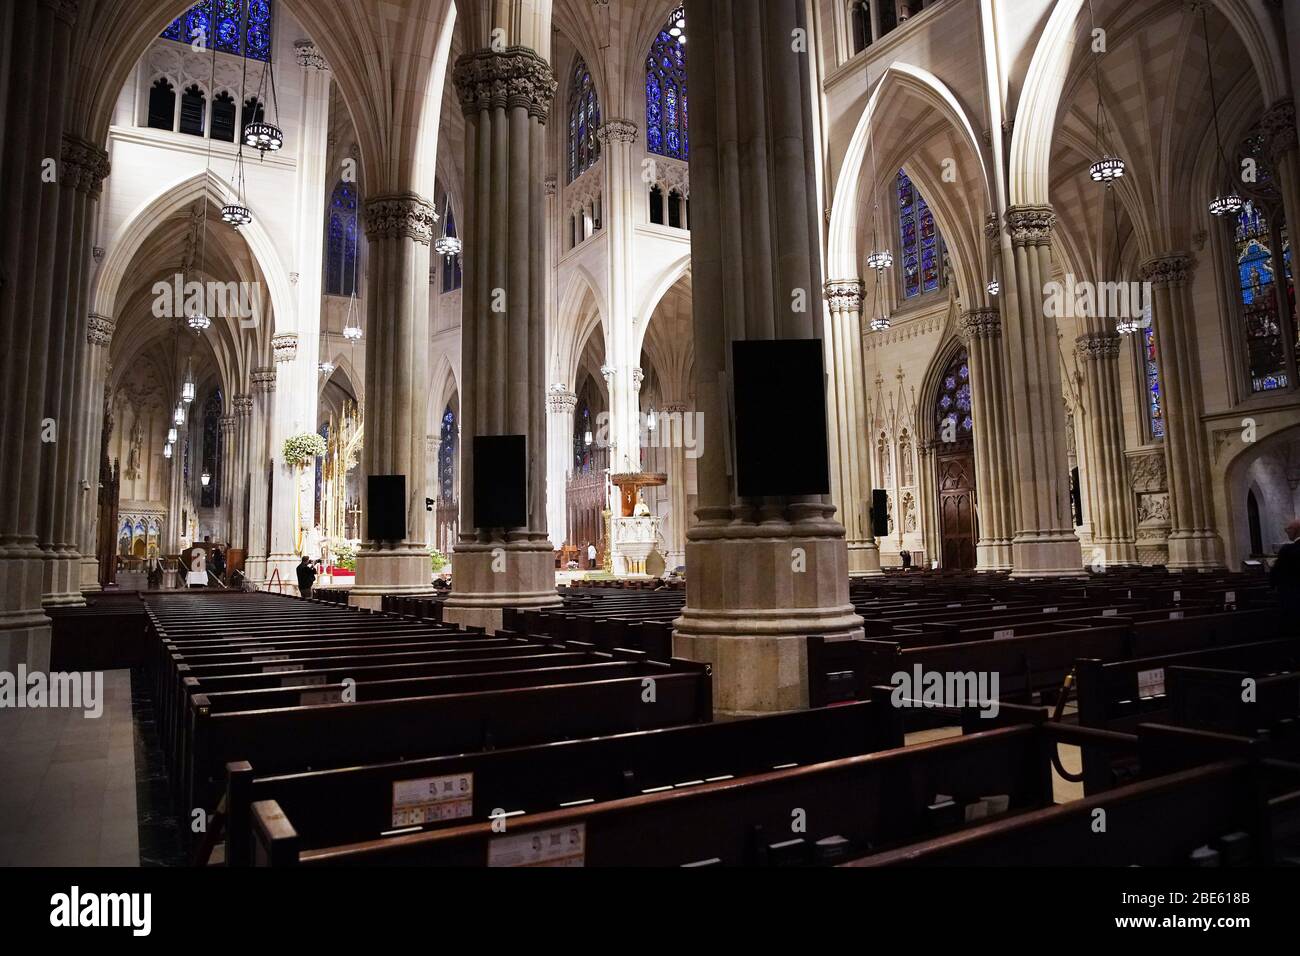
xmin=897 ymin=168 xmax=945 ymax=299
xmin=439 ymin=407 xmax=457 ymax=501
xmin=1234 ymin=201 xmax=1296 ymax=392
xmin=1141 ymin=322 xmax=1164 ymax=441
xmin=325 ymin=181 xmax=359 ymax=297
xmin=200 ymin=390 xmax=223 ymax=509
xmin=568 ymin=58 xmax=601 ymax=183
xmin=646 ymin=7 xmax=688 ymax=161
xmin=161 ymin=0 xmax=273 ymax=62
xmin=936 ymin=349 xmax=973 ymax=440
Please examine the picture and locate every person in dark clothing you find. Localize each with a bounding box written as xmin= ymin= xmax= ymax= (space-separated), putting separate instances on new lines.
xmin=211 ymin=546 xmax=227 ymax=577
xmin=296 ymin=555 xmax=317 ymax=599
xmin=1271 ymin=520 xmax=1300 ymax=625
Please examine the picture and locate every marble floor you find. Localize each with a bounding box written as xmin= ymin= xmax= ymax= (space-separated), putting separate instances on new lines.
xmin=0 ymin=668 xmax=185 ymax=867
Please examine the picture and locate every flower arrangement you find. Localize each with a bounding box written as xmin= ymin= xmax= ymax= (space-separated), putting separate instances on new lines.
xmin=333 ymin=542 xmax=357 ymax=572
xmin=429 ymin=548 xmax=448 ymax=574
xmin=282 ymin=432 xmax=327 ymax=468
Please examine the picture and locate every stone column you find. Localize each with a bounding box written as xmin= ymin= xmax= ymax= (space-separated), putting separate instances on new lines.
xmin=39 ymin=133 xmax=109 ymax=608
xmin=824 ymin=280 xmax=881 ymax=576
xmin=218 ymin=414 xmax=237 ymax=544
xmin=1139 ymin=254 xmax=1222 ymax=568
xmin=440 ymin=42 xmax=562 ymax=632
xmin=660 ymin=400 xmax=691 ymax=569
xmin=346 ymin=194 xmax=438 ymax=609
xmin=266 ymin=333 xmax=306 ymax=580
xmin=958 ymin=307 xmax=1015 ymax=570
xmin=598 ymin=119 xmax=642 ymax=478
xmin=79 ymin=313 xmax=114 ymax=592
xmin=1073 ymin=331 xmax=1138 ymax=566
xmin=425 ymin=434 xmax=441 ymax=548
xmin=243 ymin=368 xmax=275 ymax=583
xmin=231 ymin=394 xmax=253 ymax=551
xmin=672 ymin=0 xmax=864 ymax=716
xmin=1001 ymin=205 xmax=1084 ymax=576
xmin=0 ymin=0 xmax=76 ymax=668
xmin=546 ymin=388 xmax=577 ymax=550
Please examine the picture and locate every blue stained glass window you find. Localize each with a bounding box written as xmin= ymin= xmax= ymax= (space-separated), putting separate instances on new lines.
xmin=936 ymin=350 xmax=973 ymax=438
xmin=646 ymin=8 xmax=688 ymax=161
xmin=161 ymin=1 xmax=273 ymax=62
xmin=1142 ymin=324 xmax=1164 ymax=441
xmin=1235 ymin=201 xmax=1293 ymax=392
xmin=325 ymin=181 xmax=359 ymax=297
xmin=439 ymin=407 xmax=457 ymax=501
xmin=897 ymin=168 xmax=945 ymax=299
xmin=568 ymin=58 xmax=601 ymax=183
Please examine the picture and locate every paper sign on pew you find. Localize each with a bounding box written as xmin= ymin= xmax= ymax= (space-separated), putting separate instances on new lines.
xmin=391 ymin=773 xmax=474 ymax=828
xmin=1137 ymin=668 xmax=1166 ymax=698
xmin=489 ymin=823 xmax=586 ymax=867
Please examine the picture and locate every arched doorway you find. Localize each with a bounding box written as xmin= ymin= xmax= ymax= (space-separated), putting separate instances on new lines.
xmin=934 ymin=348 xmax=977 ymax=570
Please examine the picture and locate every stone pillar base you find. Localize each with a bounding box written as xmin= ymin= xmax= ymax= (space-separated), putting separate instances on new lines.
xmin=1009 ymin=532 xmax=1088 ymax=578
xmin=79 ymin=557 xmax=102 ymax=594
xmin=0 ymin=552 xmax=53 ymax=669
xmin=349 ymin=547 xmax=431 ymax=610
xmin=243 ymin=556 xmax=268 ymax=588
xmin=42 ymin=553 xmax=87 ymax=608
xmin=442 ymin=544 xmax=561 ymax=634
xmin=1166 ymin=531 xmax=1224 ymax=571
xmin=977 ymin=540 xmax=1015 ymax=571
xmin=672 ymin=532 xmax=864 ymax=716
xmin=847 ymin=539 xmax=884 ymax=576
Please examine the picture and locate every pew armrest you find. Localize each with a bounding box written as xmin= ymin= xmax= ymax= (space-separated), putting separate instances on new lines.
xmin=250 ymin=800 xmax=300 ymax=866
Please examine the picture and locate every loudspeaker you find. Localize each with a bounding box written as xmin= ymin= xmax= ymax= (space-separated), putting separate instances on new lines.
xmin=473 ymin=435 xmax=528 ymax=530
xmin=871 ymin=489 xmax=889 ymax=537
xmin=732 ymin=339 xmax=831 ymax=498
xmin=367 ymin=475 xmax=407 ymax=542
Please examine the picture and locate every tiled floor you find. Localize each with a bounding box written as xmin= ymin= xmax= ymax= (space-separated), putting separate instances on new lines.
xmin=0 ymin=670 xmax=139 ymax=866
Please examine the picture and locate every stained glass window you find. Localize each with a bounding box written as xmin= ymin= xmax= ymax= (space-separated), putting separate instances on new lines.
xmin=1235 ymin=201 xmax=1293 ymax=391
xmin=325 ymin=181 xmax=359 ymax=297
xmin=161 ymin=0 xmax=273 ymax=62
xmin=1142 ymin=323 xmax=1164 ymax=441
xmin=935 ymin=349 xmax=973 ymax=439
xmin=568 ymin=58 xmax=601 ymax=184
xmin=201 ymin=390 xmax=223 ymax=509
xmin=897 ymin=168 xmax=944 ymax=299
xmin=647 ymin=8 xmax=688 ymax=161
xmin=439 ymin=407 xmax=457 ymax=501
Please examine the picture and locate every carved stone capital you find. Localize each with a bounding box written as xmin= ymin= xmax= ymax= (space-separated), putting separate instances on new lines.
xmin=660 ymin=402 xmax=690 ymax=415
xmin=958 ymin=308 xmax=1001 ymax=340
xmin=597 ymin=119 xmax=638 ymax=145
xmin=39 ymin=0 xmax=78 ymax=26
xmin=218 ymin=415 xmax=238 ymax=435
xmin=1005 ymin=204 xmax=1056 ymax=247
xmin=1261 ymin=98 xmax=1298 ymax=162
xmin=1075 ymin=332 xmax=1122 ymax=360
xmin=544 ymin=177 xmax=558 ymax=196
xmin=272 ymin=334 xmax=298 ymax=364
xmin=632 ymin=368 xmax=644 ymax=392
xmin=294 ymin=39 xmax=328 ymax=70
xmin=233 ymin=394 xmax=254 ymax=415
xmin=363 ymin=193 xmax=438 ymax=245
xmin=824 ymin=280 xmax=865 ymax=315
xmin=60 ymin=134 xmax=111 ymax=198
xmin=984 ymin=213 xmax=1000 ymax=243
xmin=87 ymin=313 xmax=114 ymax=348
xmin=1139 ymin=253 xmax=1193 ymax=288
xmin=548 ymin=390 xmax=578 ymax=414
xmin=252 ymin=367 xmax=277 ymax=392
xmin=453 ymin=47 xmax=558 ymax=123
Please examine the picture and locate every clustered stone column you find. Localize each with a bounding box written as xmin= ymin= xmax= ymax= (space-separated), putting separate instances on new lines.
xmin=440 ymin=42 xmax=562 ymax=632
xmin=958 ymin=307 xmax=1016 ymax=570
xmin=824 ymin=279 xmax=881 ymax=575
xmin=266 ymin=332 xmax=304 ymax=580
xmin=78 ymin=313 xmax=115 ymax=591
xmin=1139 ymin=254 xmax=1222 ymax=568
xmin=1073 ymin=331 xmax=1138 ymax=566
xmin=1000 ymin=205 xmax=1084 ymax=576
xmin=0 ymin=0 xmax=88 ymax=668
xmin=243 ymin=368 xmax=276 ymax=582
xmin=546 ymin=388 xmax=577 ymax=551
xmin=660 ymin=400 xmax=691 ymax=569
xmin=347 ymin=194 xmax=439 ymax=609
xmin=673 ymin=0 xmax=864 ymax=715
xmin=218 ymin=414 xmax=237 ymax=545
xmin=598 ymin=119 xmax=643 ymax=479
xmin=231 ymin=394 xmax=253 ymax=552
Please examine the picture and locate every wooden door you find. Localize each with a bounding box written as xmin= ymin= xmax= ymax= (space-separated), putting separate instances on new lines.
xmin=937 ymin=451 xmax=978 ymax=570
